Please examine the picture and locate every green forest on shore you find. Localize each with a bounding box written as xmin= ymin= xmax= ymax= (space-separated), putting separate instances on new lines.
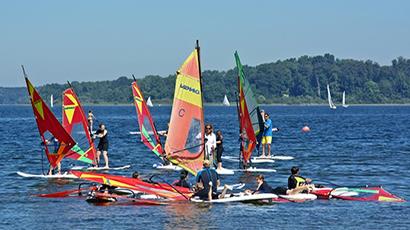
xmin=2 ymin=54 xmax=410 ymax=105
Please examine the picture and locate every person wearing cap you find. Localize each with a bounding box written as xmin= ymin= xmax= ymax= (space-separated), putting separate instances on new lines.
xmin=173 ymin=170 xmax=191 ymax=189
xmin=261 ymin=113 xmax=273 ymax=158
xmin=193 ymin=160 xmax=220 ymax=200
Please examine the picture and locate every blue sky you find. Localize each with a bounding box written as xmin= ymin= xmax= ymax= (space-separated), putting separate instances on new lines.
xmin=1 ymin=0 xmax=409 ymax=87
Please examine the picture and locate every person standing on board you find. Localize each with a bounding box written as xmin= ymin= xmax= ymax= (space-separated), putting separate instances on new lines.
xmin=261 ymin=113 xmax=273 ymax=158
xmin=42 ymin=137 xmax=61 ymax=175
xmin=88 ymin=110 xmax=96 ymax=133
xmin=94 ymin=123 xmax=109 ymax=168
xmin=288 ymin=166 xmax=313 ymax=190
xmin=215 ymin=130 xmax=225 ymax=170
xmin=204 ymin=124 xmax=217 ymax=163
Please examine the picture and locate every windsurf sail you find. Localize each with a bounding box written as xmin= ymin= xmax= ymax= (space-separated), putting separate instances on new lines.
xmin=342 ymin=91 xmax=348 ymax=108
xmin=331 ymin=186 xmax=405 ymax=202
xmin=131 ymin=78 xmax=164 ymax=158
xmin=71 ymin=170 xmax=192 ymax=200
xmin=164 ymin=41 xmax=205 ymax=175
xmin=23 ymin=67 xmax=76 ymax=168
xmin=50 ymin=94 xmax=54 ymax=108
xmin=327 ymin=84 xmax=336 ymax=109
xmin=62 ymin=86 xmax=97 ymax=165
xmin=146 ymin=96 xmax=153 ymax=107
xmin=235 ymin=51 xmax=264 ymax=164
xmin=223 ymin=95 xmax=230 ymax=106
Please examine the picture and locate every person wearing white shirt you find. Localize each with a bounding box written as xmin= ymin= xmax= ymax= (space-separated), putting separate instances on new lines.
xmin=204 ymin=124 xmax=216 ymax=163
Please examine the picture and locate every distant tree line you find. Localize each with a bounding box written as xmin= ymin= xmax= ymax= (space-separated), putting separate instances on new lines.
xmin=3 ymin=54 xmax=410 ymax=105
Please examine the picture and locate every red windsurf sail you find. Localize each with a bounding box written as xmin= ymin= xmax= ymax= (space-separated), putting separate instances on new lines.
xmin=131 ymin=79 xmax=164 ymax=158
xmin=24 ymin=72 xmax=75 ymax=168
xmin=62 ymin=87 xmax=97 ymax=165
xmin=165 ymin=42 xmax=205 ymax=175
xmin=235 ymin=52 xmax=264 ymax=164
xmin=71 ymin=170 xmax=191 ymax=200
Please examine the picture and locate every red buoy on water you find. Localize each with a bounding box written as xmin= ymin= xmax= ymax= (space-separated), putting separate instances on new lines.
xmin=302 ymin=125 xmax=310 ymax=133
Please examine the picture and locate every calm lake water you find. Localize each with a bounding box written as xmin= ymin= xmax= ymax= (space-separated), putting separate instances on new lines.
xmin=0 ymin=105 xmax=409 ymax=229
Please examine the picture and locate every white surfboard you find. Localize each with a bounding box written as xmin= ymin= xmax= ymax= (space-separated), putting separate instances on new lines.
xmin=221 ymin=156 xmax=278 ymax=163
xmin=253 ymin=155 xmax=294 ymax=161
xmin=153 ymin=163 xmax=182 ymax=171
xmin=216 ymin=168 xmax=235 ymax=175
xmin=217 ymin=183 xmax=246 ymax=191
xmin=279 ymin=193 xmax=317 ymax=201
xmin=71 ymin=165 xmax=131 ymax=171
xmin=129 ymin=130 xmax=166 ymax=135
xmin=190 ymin=192 xmax=279 ymax=203
xmin=235 ymin=167 xmax=277 ymax=173
xmin=17 ymin=171 xmax=77 ymax=179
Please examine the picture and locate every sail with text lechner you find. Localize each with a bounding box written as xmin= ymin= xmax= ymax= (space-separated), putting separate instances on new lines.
xmin=23 ymin=66 xmax=76 ymax=168
xmin=146 ymin=96 xmax=153 ymax=107
xmin=164 ymin=41 xmax=205 ymax=175
xmin=62 ymin=85 xmax=97 ymax=165
xmin=235 ymin=51 xmax=264 ymax=166
xmin=327 ymin=84 xmax=337 ymax=109
xmin=342 ymin=91 xmax=349 ymax=108
xmin=131 ymin=78 xmax=164 ymax=158
xmin=223 ymin=95 xmax=230 ymax=106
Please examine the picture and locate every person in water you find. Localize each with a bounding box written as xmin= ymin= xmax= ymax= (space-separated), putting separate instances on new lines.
xmin=245 ymin=174 xmax=314 ymax=196
xmin=193 ymin=160 xmax=230 ymax=200
xmin=215 ymin=130 xmax=225 ymax=170
xmin=94 ymin=123 xmax=109 ymax=168
xmin=173 ymin=170 xmax=191 ymax=189
xmin=288 ymin=166 xmax=313 ymax=190
xmin=261 ymin=113 xmax=273 ymax=158
xmin=88 ymin=110 xmax=96 ymax=133
xmin=204 ymin=124 xmax=216 ymax=162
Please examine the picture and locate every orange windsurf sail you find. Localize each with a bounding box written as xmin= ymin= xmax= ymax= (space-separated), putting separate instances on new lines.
xmin=165 ymin=41 xmax=205 ymax=175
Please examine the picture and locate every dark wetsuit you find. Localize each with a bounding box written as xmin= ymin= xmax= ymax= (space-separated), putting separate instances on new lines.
xmin=256 ymin=181 xmax=274 ymax=193
xmin=216 ymin=135 xmax=224 ymax=163
xmin=96 ymin=129 xmax=109 ymax=151
xmin=288 ymin=175 xmax=307 ymax=189
xmin=194 ymin=168 xmax=219 ymax=200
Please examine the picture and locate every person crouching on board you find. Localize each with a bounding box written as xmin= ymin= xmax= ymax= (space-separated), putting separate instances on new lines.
xmin=193 ymin=160 xmax=230 ymax=201
xmin=93 ymin=123 xmax=109 ymax=168
xmin=245 ymin=174 xmax=314 ymax=196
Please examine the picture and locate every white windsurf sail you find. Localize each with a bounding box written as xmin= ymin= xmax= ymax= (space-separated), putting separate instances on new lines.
xmin=223 ymin=95 xmax=230 ymax=106
xmin=146 ymin=96 xmax=153 ymax=107
xmin=50 ymin=94 xmax=54 ymax=108
xmin=327 ymin=84 xmax=336 ymax=109
xmin=342 ymin=91 xmax=349 ymax=108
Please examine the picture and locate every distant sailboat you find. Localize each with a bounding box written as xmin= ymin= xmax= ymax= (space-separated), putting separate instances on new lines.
xmin=327 ymin=84 xmax=336 ymax=109
xmin=146 ymin=96 xmax=153 ymax=107
xmin=223 ymin=95 xmax=230 ymax=106
xmin=342 ymin=91 xmax=349 ymax=108
xmin=50 ymin=94 xmax=54 ymax=108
